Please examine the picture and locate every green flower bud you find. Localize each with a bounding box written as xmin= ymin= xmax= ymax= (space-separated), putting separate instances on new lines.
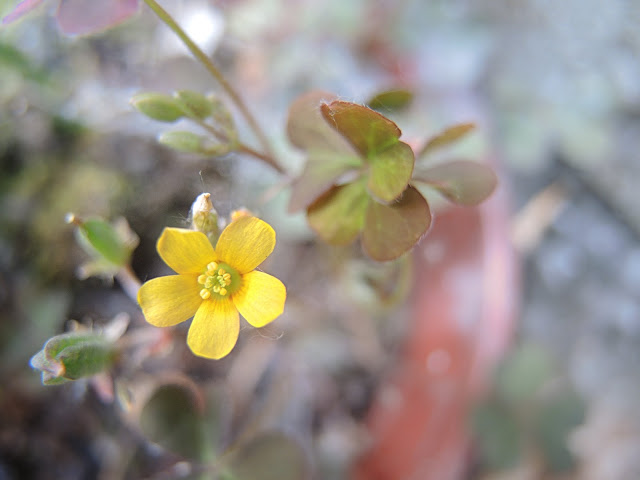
xmin=130 ymin=92 xmax=185 ymax=122
xmin=158 ymin=131 xmax=231 ymax=156
xmin=30 ymin=332 xmax=116 ymax=385
xmin=174 ymin=90 xmax=213 ymax=120
xmin=207 ymin=94 xmax=237 ymax=143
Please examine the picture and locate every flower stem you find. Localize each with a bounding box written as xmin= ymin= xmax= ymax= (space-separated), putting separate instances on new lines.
xmin=194 ymin=118 xmax=285 ymax=173
xmin=116 ymin=264 xmax=142 ymax=303
xmin=143 ymin=0 xmax=284 ymax=173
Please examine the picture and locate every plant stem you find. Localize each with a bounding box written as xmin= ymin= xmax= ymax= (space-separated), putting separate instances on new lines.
xmin=195 ymin=118 xmax=286 ymax=173
xmin=237 ymin=144 xmax=285 ymax=173
xmin=116 ymin=264 xmax=142 ymax=303
xmin=143 ymin=0 xmax=284 ymax=173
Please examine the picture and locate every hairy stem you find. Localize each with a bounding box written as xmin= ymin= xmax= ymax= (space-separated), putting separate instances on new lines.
xmin=143 ymin=0 xmax=284 ymax=173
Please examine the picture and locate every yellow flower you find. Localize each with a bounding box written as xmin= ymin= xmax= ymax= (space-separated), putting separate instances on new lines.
xmin=137 ymin=216 xmax=286 ymax=359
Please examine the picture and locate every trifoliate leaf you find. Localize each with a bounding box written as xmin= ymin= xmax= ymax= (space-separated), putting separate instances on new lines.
xmin=287 ymin=90 xmax=353 ymax=153
xmin=367 ymin=141 xmax=414 ymax=202
xmin=130 ymin=92 xmax=185 ymax=122
xmin=412 ymin=160 xmax=497 ymax=206
xmin=307 ymin=181 xmax=369 ymax=245
xmin=140 ymin=383 xmax=205 ymax=459
xmin=362 ymin=186 xmax=431 ymax=261
xmin=288 ymin=149 xmax=362 ymax=212
xmin=320 ymin=100 xmax=401 ymax=156
xmin=419 ymin=123 xmax=475 ymax=157
xmin=367 ymin=88 xmax=413 ymax=112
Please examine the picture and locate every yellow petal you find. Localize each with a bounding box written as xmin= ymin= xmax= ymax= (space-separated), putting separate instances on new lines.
xmin=157 ymin=227 xmax=216 ymax=274
xmin=233 ymin=271 xmax=286 ymax=328
xmin=187 ymin=299 xmax=239 ymax=359
xmin=137 ymin=275 xmax=201 ymax=327
xmin=216 ymin=216 xmax=275 ymax=274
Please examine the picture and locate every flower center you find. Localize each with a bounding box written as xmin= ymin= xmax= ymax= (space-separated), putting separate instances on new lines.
xmin=197 ymin=262 xmax=241 ymax=300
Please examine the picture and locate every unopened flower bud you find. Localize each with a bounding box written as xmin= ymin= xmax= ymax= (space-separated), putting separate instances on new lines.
xmin=230 ymin=208 xmax=253 ymax=222
xmin=190 ymin=193 xmax=219 ymax=242
xmin=30 ymin=332 xmax=116 ymax=385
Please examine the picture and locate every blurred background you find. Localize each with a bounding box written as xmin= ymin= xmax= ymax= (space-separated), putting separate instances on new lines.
xmin=1 ymin=0 xmax=639 ymax=479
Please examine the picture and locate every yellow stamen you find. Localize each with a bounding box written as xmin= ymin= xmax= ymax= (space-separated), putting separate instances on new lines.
xmin=197 ymin=262 xmax=240 ymax=300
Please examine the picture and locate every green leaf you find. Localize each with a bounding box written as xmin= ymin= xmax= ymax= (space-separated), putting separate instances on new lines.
xmin=419 ymin=122 xmax=475 ymax=157
xmin=307 ymin=181 xmax=369 ymax=245
xmin=495 ymin=344 xmax=553 ymax=404
xmin=472 ymin=402 xmax=522 ymax=470
xmin=321 ymin=101 xmax=401 ymax=156
xmin=288 ymin=149 xmax=362 ymax=212
xmin=412 ymin=160 xmax=497 ymax=206
xmin=367 ymin=88 xmax=413 ymax=112
xmin=287 ymin=90 xmax=353 ymax=153
xmin=77 ymin=218 xmax=130 ymax=266
xmin=130 ymin=92 xmax=185 ymax=122
xmin=367 ymin=141 xmax=414 ymax=202
xmin=362 ymin=186 xmax=431 ymax=261
xmin=534 ymin=391 xmax=584 ymax=472
xmin=0 ymin=41 xmax=49 ymax=84
xmin=140 ymin=383 xmax=206 ymax=459
xmin=174 ymin=90 xmax=213 ymax=120
xmin=159 ymin=131 xmax=231 ymax=156
xmin=226 ymin=432 xmax=308 ymax=480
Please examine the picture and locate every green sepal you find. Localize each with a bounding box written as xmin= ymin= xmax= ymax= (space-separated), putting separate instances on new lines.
xmin=130 ymin=92 xmax=185 ymax=122
xmin=174 ymin=90 xmax=214 ymax=120
xmin=367 ymin=88 xmax=413 ymax=112
xmin=412 ymin=160 xmax=497 ymax=206
xmin=159 ymin=131 xmax=231 ymax=156
xmin=362 ymin=186 xmax=431 ymax=261
xmin=307 ymin=181 xmax=369 ymax=245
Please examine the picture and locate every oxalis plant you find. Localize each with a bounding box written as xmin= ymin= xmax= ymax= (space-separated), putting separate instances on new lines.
xmin=6 ymin=0 xmax=497 ymax=478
